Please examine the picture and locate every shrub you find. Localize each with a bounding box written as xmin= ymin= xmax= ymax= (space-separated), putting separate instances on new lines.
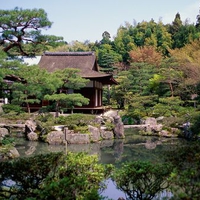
xmin=0 ymin=152 xmax=113 ymax=199
xmin=63 ymin=114 xmax=96 ymax=127
xmin=2 ymin=104 xmax=24 ymax=114
xmin=112 ymin=161 xmax=172 ymax=200
xmin=0 ymin=136 xmax=15 ymax=146
xmin=165 ymin=141 xmax=200 ymax=200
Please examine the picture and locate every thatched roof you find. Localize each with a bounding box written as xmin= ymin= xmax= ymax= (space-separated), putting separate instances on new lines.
xmin=38 ymin=52 xmax=117 ymax=85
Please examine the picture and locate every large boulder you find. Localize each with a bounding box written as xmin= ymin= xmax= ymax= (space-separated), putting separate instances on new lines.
xmin=144 ymin=117 xmax=157 ymax=126
xmin=64 ymin=128 xmax=90 ymax=144
xmin=88 ymin=125 xmax=100 ymax=142
xmin=0 ymin=128 xmax=9 ymax=138
xmin=25 ymin=120 xmax=37 ymax=133
xmin=143 ymin=117 xmax=163 ymax=134
xmin=27 ymin=131 xmax=38 ymax=141
xmin=66 ymin=133 xmax=90 ymax=144
xmin=46 ymin=131 xmax=65 ymax=145
xmin=7 ymin=147 xmax=20 ymax=159
xmin=100 ymin=127 xmax=114 ymax=140
xmin=113 ymin=115 xmax=125 ymax=139
xmin=94 ymin=116 xmax=103 ymax=124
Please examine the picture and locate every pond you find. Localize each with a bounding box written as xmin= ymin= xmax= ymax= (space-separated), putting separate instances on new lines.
xmin=13 ymin=128 xmax=188 ymax=199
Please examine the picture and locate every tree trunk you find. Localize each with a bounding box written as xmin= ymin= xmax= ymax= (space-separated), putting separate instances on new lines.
xmin=26 ymin=102 xmax=30 ymax=114
xmin=169 ymin=81 xmax=174 ymax=97
xmin=55 ymin=101 xmax=59 ymax=117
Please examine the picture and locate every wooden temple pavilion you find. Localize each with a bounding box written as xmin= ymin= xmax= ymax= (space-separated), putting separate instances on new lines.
xmin=38 ymin=51 xmax=117 ymax=113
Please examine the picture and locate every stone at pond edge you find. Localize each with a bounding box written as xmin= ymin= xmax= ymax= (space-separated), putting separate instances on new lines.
xmin=0 ymin=147 xmax=20 ymax=160
xmin=113 ymin=115 xmax=125 ymax=139
xmin=46 ymin=131 xmax=65 ymax=145
xmin=27 ymin=131 xmax=38 ymax=141
xmin=8 ymin=147 xmax=20 ymax=158
xmin=65 ymin=133 xmax=90 ymax=144
xmin=0 ymin=128 xmax=9 ymax=138
xmin=88 ymin=125 xmax=100 ymax=142
xmin=25 ymin=120 xmax=37 ymax=133
xmin=100 ymin=127 xmax=114 ymax=140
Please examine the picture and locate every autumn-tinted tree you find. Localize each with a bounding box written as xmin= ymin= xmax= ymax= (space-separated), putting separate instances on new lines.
xmin=129 ymin=46 xmax=162 ymax=67
xmin=0 ymin=7 xmax=64 ymax=56
xmin=169 ymin=40 xmax=200 ymax=100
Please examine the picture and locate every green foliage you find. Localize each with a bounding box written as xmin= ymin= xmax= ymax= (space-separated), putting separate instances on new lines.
xmin=97 ymin=43 xmax=122 ymax=73
xmin=125 ymin=94 xmax=158 ymax=120
xmin=10 ymin=64 xmax=51 ymax=113
xmin=112 ymin=161 xmax=172 ymax=200
xmin=161 ymin=116 xmax=185 ymax=129
xmin=0 ymin=136 xmax=15 ymax=146
xmin=104 ymin=121 xmax=115 ymax=131
xmin=2 ymin=104 xmax=24 ymax=114
xmin=111 ymin=71 xmax=134 ymax=109
xmin=36 ymin=113 xmax=97 ymax=135
xmin=72 ymin=125 xmax=90 ymax=134
xmin=36 ymin=152 xmax=112 ymax=200
xmin=0 ymin=152 xmax=113 ymax=199
xmin=152 ymin=97 xmax=186 ymax=118
xmin=165 ymin=141 xmax=200 ymax=200
xmin=0 ymin=152 xmax=63 ymax=199
xmin=59 ymin=113 xmax=96 ymax=127
xmin=35 ymin=113 xmax=55 ymax=135
xmin=0 ymin=7 xmax=63 ymax=56
xmin=44 ymin=68 xmax=89 ymax=115
xmin=0 ymin=112 xmax=30 ymax=121
xmin=121 ymin=115 xmax=136 ymax=125
xmin=191 ymin=113 xmax=200 ymax=136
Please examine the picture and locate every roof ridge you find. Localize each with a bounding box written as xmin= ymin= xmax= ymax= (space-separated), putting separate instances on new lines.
xmin=43 ymin=52 xmax=95 ymax=56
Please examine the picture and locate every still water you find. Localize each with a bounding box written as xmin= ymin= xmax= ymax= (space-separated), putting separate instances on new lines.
xmin=14 ymin=128 xmax=186 ymax=200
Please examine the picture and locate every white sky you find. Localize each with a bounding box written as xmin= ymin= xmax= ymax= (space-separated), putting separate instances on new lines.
xmin=1 ymin=0 xmax=200 ymax=43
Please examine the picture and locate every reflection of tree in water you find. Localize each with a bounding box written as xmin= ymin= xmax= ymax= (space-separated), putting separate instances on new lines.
xmin=119 ymin=137 xmax=181 ymax=164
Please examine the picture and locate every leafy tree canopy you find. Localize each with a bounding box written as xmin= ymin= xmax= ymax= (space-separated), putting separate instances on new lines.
xmin=0 ymin=7 xmax=64 ymax=56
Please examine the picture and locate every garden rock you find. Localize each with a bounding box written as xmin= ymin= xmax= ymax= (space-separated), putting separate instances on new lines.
xmin=8 ymin=147 xmax=20 ymax=158
xmin=27 ymin=131 xmax=38 ymax=141
xmin=144 ymin=117 xmax=157 ymax=126
xmin=25 ymin=120 xmax=37 ymax=133
xmin=0 ymin=128 xmax=9 ymax=138
xmin=46 ymin=131 xmax=65 ymax=145
xmin=113 ymin=115 xmax=124 ymax=138
xmin=94 ymin=116 xmax=103 ymax=124
xmin=100 ymin=127 xmax=114 ymax=140
xmin=65 ymin=133 xmax=90 ymax=144
xmin=159 ymin=130 xmax=171 ymax=137
xmin=88 ymin=125 xmax=100 ymax=142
